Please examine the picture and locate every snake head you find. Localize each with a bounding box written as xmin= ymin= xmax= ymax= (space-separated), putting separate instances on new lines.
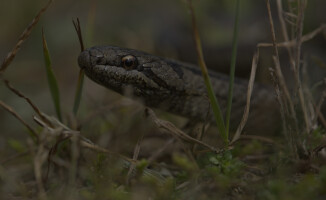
xmin=78 ymin=46 xmax=186 ymax=101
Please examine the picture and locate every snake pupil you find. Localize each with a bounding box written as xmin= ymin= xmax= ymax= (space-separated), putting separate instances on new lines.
xmin=125 ymin=59 xmax=133 ymax=67
xmin=122 ymin=55 xmax=137 ymax=70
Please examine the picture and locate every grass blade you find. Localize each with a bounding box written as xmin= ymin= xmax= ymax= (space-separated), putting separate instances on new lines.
xmin=225 ymin=0 xmax=240 ymax=136
xmin=185 ymin=0 xmax=227 ymax=144
xmin=73 ymin=18 xmax=85 ymax=115
xmin=42 ymin=29 xmax=62 ymax=121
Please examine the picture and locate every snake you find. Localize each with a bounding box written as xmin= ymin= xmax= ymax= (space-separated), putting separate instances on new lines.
xmin=78 ymin=45 xmax=280 ymax=134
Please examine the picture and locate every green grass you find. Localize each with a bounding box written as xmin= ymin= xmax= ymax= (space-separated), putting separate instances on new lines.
xmin=42 ymin=29 xmax=62 ymax=122
xmin=186 ymin=0 xmax=240 ymax=146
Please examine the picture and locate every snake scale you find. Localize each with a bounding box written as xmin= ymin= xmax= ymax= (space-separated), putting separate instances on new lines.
xmin=78 ymin=46 xmax=280 ymax=134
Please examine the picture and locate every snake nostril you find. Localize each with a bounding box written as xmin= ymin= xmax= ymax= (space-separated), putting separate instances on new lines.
xmin=95 ymin=55 xmax=105 ymax=65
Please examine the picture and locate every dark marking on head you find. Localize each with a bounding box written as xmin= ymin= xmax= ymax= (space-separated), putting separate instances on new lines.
xmin=143 ymin=68 xmax=169 ymax=89
xmin=166 ymin=60 xmax=184 ymax=79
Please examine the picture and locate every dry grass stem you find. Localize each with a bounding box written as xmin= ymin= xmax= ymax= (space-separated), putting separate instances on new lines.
xmin=145 ymin=108 xmax=221 ymax=154
xmin=293 ymin=0 xmax=310 ymax=133
xmin=257 ymin=24 xmax=326 ymax=48
xmin=33 ymin=115 xmax=93 ymax=150
xmin=192 ymin=123 xmax=210 ymax=153
xmin=0 ymin=100 xmax=38 ymax=142
xmin=276 ymin=0 xmax=290 ymax=44
xmin=270 ymin=70 xmax=291 ymax=144
xmin=73 ymin=18 xmax=85 ymax=52
xmin=3 ymin=78 xmax=53 ymax=127
xmin=35 ymin=112 xmax=139 ymax=172
xmin=30 ymin=137 xmax=49 ymax=200
xmin=265 ymin=0 xmax=292 ymax=107
xmin=276 ymin=0 xmax=295 ymax=66
xmin=126 ymin=133 xmax=144 ymax=184
xmin=231 ymin=49 xmax=259 ymax=144
xmin=148 ymin=138 xmax=175 ymax=163
xmin=277 ymin=0 xmax=310 ymax=132
xmin=0 ymin=0 xmax=52 ymax=74
xmin=284 ymin=11 xmax=298 ymax=19
xmin=265 ymin=0 xmax=300 ymax=146
xmin=271 ymin=66 xmax=298 ymax=158
xmin=277 ymin=0 xmax=314 ymax=134
xmin=272 ymin=56 xmax=299 ymax=131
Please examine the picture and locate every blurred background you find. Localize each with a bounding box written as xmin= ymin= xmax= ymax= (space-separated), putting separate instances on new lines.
xmin=0 ymin=0 xmax=325 ymax=153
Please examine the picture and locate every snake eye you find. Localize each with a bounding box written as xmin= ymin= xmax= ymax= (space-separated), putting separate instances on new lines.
xmin=121 ymin=55 xmax=137 ymax=70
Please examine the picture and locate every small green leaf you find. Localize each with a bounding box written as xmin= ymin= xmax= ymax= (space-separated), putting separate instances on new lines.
xmin=8 ymin=139 xmax=26 ymax=152
xmin=172 ymin=154 xmax=197 ymax=173
xmin=42 ymin=28 xmax=62 ymax=121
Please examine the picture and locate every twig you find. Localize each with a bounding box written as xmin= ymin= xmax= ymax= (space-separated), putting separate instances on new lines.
xmin=257 ymin=24 xmax=326 ymax=48
xmin=265 ymin=0 xmax=292 ymax=104
xmin=0 ymin=100 xmax=38 ymax=143
xmin=126 ymin=133 xmax=144 ymax=184
xmin=33 ymin=114 xmax=93 ymax=146
xmin=192 ymin=123 xmax=210 ymax=153
xmin=277 ymin=0 xmax=310 ymax=133
xmin=30 ymin=139 xmax=48 ymax=200
xmin=2 ymin=78 xmax=53 ymax=127
xmin=231 ymin=49 xmax=259 ymax=144
xmin=145 ymin=108 xmax=222 ymax=154
xmin=0 ymin=0 xmax=52 ymax=74
xmin=276 ymin=0 xmax=291 ymax=46
xmin=148 ymin=138 xmax=175 ymax=163
xmin=270 ymin=69 xmax=297 ymax=156
xmin=276 ymin=0 xmax=295 ymax=68
xmin=73 ymin=18 xmax=85 ymax=52
xmin=293 ymin=0 xmax=310 ymax=133
xmin=265 ymin=0 xmax=299 ymax=135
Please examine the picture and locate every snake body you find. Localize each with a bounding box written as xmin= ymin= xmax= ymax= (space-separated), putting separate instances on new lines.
xmin=78 ymin=46 xmax=280 ymax=134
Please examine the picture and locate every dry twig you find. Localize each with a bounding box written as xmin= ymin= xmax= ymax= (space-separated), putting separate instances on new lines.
xmin=145 ymin=108 xmax=221 ymax=154
xmin=0 ymin=0 xmax=52 ymax=74
xmin=126 ymin=133 xmax=144 ymax=184
xmin=231 ymin=49 xmax=259 ymax=144
xmin=2 ymin=78 xmax=53 ymax=127
xmin=0 ymin=100 xmax=38 ymax=142
xmin=257 ymin=24 xmax=326 ymax=48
